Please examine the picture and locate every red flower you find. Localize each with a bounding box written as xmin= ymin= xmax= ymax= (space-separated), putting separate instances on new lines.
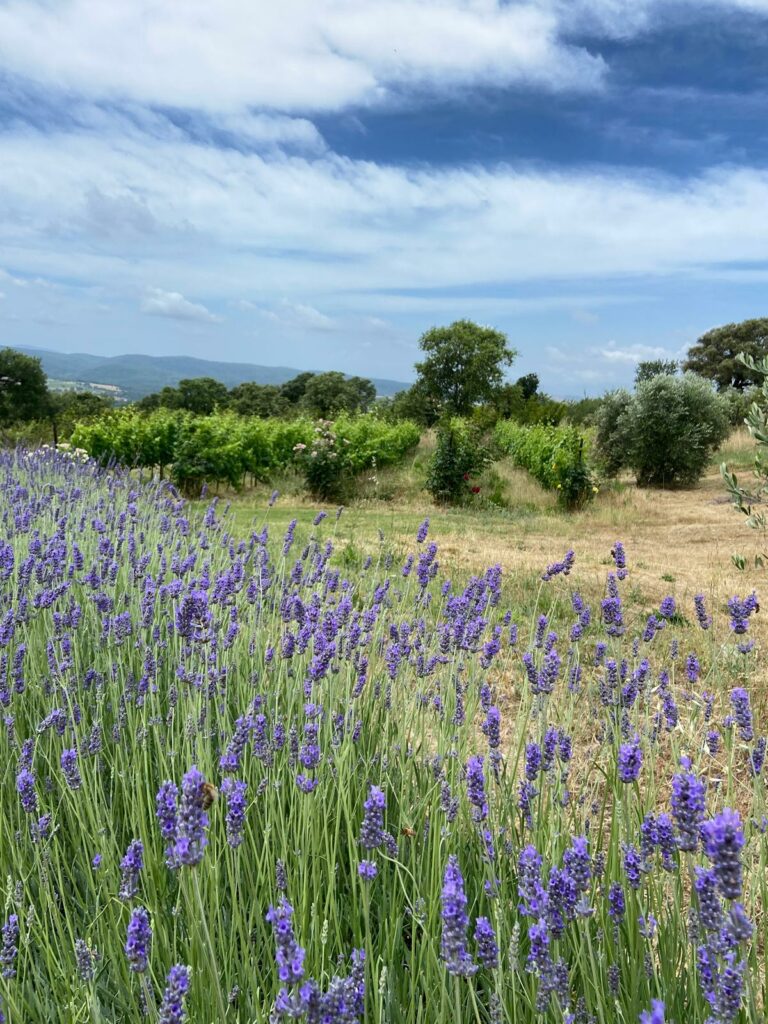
xmin=462 ymin=473 xmax=470 ymax=481
xmin=471 ymin=486 xmax=481 ymax=494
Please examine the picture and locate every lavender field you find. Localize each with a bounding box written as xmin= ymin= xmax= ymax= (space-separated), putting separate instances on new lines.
xmin=0 ymin=447 xmax=764 ymax=1024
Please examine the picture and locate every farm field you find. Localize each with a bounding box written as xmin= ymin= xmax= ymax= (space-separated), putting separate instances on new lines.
xmin=0 ymin=434 xmax=764 ymax=1023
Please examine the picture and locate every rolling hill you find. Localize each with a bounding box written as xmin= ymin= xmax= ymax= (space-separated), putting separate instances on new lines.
xmin=17 ymin=347 xmax=410 ymax=401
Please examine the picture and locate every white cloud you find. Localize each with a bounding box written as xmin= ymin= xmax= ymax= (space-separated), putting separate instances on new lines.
xmin=597 ymin=342 xmax=674 ymax=364
xmin=1 ymin=117 xmax=768 ymax=341
xmin=140 ymin=288 xmax=221 ymax=323
xmin=0 ymin=1 xmax=606 ymax=116
xmin=259 ymin=301 xmax=338 ymax=332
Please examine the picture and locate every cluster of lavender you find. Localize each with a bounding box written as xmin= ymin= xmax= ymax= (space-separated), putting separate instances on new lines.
xmin=0 ymin=448 xmax=763 ymax=1023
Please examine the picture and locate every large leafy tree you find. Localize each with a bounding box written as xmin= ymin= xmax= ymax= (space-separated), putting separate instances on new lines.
xmin=300 ymin=372 xmax=376 ymax=417
xmin=683 ymin=318 xmax=768 ymax=391
xmin=634 ymin=359 xmax=678 ymax=385
xmin=414 ymin=320 xmax=516 ymax=416
xmin=0 ymin=348 xmax=50 ymax=425
xmin=228 ymin=382 xmax=289 ymax=418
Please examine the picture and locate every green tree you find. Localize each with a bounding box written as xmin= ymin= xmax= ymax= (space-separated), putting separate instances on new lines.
xmin=634 ymin=359 xmax=678 ymax=385
xmin=229 ymin=382 xmax=289 ymax=418
xmin=175 ymin=377 xmax=229 ymax=414
xmin=595 ymin=374 xmax=729 ymax=487
xmin=414 ymin=320 xmax=516 ymax=416
xmin=683 ymin=318 xmax=768 ymax=391
xmin=383 ymin=381 xmax=441 ymax=426
xmin=279 ymin=372 xmax=316 ymax=406
xmin=515 ymin=373 xmax=539 ymax=400
xmin=49 ymin=390 xmax=113 ymax=444
xmin=0 ymin=348 xmax=50 ymax=426
xmin=300 ymin=372 xmax=375 ymax=417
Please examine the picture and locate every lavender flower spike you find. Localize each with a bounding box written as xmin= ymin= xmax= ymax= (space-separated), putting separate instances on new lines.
xmin=702 ymin=808 xmax=744 ymax=900
xmin=172 ymin=766 xmax=209 ymax=868
xmin=441 ymin=855 xmax=476 ymax=976
xmin=158 ymin=964 xmax=191 ymax=1024
xmin=125 ymin=907 xmax=152 ymax=973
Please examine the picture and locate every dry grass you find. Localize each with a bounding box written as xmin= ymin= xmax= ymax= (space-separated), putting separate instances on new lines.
xmin=224 ymin=429 xmax=765 ymax=622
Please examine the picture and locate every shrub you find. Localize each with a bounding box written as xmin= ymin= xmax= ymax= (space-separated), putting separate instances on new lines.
xmin=294 ymin=420 xmax=350 ymax=500
xmin=595 ymin=373 xmax=730 ymax=488
xmin=494 ymin=421 xmax=595 ymax=509
xmin=425 ymin=420 xmax=489 ymax=504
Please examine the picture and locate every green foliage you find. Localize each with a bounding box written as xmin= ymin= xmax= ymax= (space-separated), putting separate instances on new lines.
xmin=494 ymin=421 xmax=595 ymax=509
xmin=634 ymin=359 xmax=678 ymax=384
xmin=425 ymin=419 xmax=490 ymax=505
xmin=0 ymin=348 xmax=50 ymax=426
xmin=593 ymin=390 xmax=633 ymax=478
xmin=136 ymin=370 xmax=378 ymax=419
xmin=137 ymin=376 xmax=230 ymax=415
xmin=722 ymin=353 xmax=768 ymax=541
xmin=228 ymin=382 xmax=289 ymax=418
xmin=300 ymin=372 xmax=376 ymax=417
xmin=72 ymin=409 xmax=419 ymax=495
xmin=562 ymin=395 xmax=604 ymax=426
xmin=492 ymin=383 xmax=567 ymax=426
xmin=719 ymin=385 xmax=760 ymax=427
xmin=414 ymin=319 xmax=516 ymax=416
xmin=595 ymin=373 xmax=730 ymax=487
xmin=683 ymin=317 xmax=768 ymax=390
xmin=293 ymin=420 xmax=350 ymax=500
xmin=380 ymin=381 xmax=441 ymax=426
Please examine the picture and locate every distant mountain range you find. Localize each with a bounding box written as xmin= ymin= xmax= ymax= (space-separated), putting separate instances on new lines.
xmin=18 ymin=347 xmax=411 ymax=402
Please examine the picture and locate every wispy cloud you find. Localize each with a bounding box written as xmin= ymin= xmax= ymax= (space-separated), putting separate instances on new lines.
xmin=140 ymin=288 xmax=221 ymax=323
xmin=0 ymin=2 xmax=606 ymax=116
xmin=597 ymin=341 xmax=675 ymax=364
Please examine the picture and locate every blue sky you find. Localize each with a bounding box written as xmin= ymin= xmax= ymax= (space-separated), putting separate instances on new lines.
xmin=0 ymin=1 xmax=767 ymax=396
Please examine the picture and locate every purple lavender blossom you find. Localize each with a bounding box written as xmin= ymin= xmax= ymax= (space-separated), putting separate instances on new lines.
xmin=659 ymin=596 xmax=676 ymax=620
xmin=611 ymin=542 xmax=628 ymax=580
xmin=266 ymin=898 xmax=305 ymax=985
xmin=119 ymin=839 xmax=144 ymax=900
xmin=125 ymin=907 xmax=152 ymax=973
xmin=158 ymin=964 xmax=191 ymax=1024
xmin=617 ymin=740 xmax=642 ymax=783
xmin=670 ymin=768 xmax=706 ymax=852
xmin=358 ymin=860 xmax=378 ymax=881
xmin=702 ymin=809 xmax=744 ymax=900
xmin=466 ymin=755 xmax=488 ymax=822
xmin=694 ymin=594 xmax=712 ymax=630
xmin=60 ymin=748 xmax=82 ymax=791
xmin=440 ymin=856 xmax=476 ymax=976
xmin=639 ymin=1000 xmax=665 ymax=1024
xmin=222 ymin=779 xmax=247 ymax=848
xmin=16 ymin=768 xmax=37 ymax=815
xmin=0 ymin=915 xmax=18 ymax=978
xmin=156 ymin=781 xmax=179 ymax=843
xmin=727 ymin=592 xmax=758 ymax=635
xmin=474 ymin=917 xmax=499 ymax=969
xmin=359 ymin=785 xmax=386 ymax=851
xmin=172 ymin=766 xmax=209 ymax=868
xmin=416 ymin=518 xmax=430 ymax=543
xmin=730 ymin=688 xmax=754 ymax=742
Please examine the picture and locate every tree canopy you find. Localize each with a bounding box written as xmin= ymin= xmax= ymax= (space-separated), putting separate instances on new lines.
xmin=0 ymin=348 xmax=50 ymax=426
xmin=414 ymin=320 xmax=516 ymax=416
xmin=634 ymin=359 xmax=678 ymax=385
xmin=683 ymin=318 xmax=768 ymax=391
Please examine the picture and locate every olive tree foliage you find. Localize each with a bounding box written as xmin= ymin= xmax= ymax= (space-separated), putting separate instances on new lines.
xmin=414 ymin=320 xmax=516 ymax=417
xmin=683 ymin=318 xmax=768 ymax=391
xmin=595 ymin=373 xmax=730 ymax=488
xmin=722 ymin=353 xmax=768 ymax=543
